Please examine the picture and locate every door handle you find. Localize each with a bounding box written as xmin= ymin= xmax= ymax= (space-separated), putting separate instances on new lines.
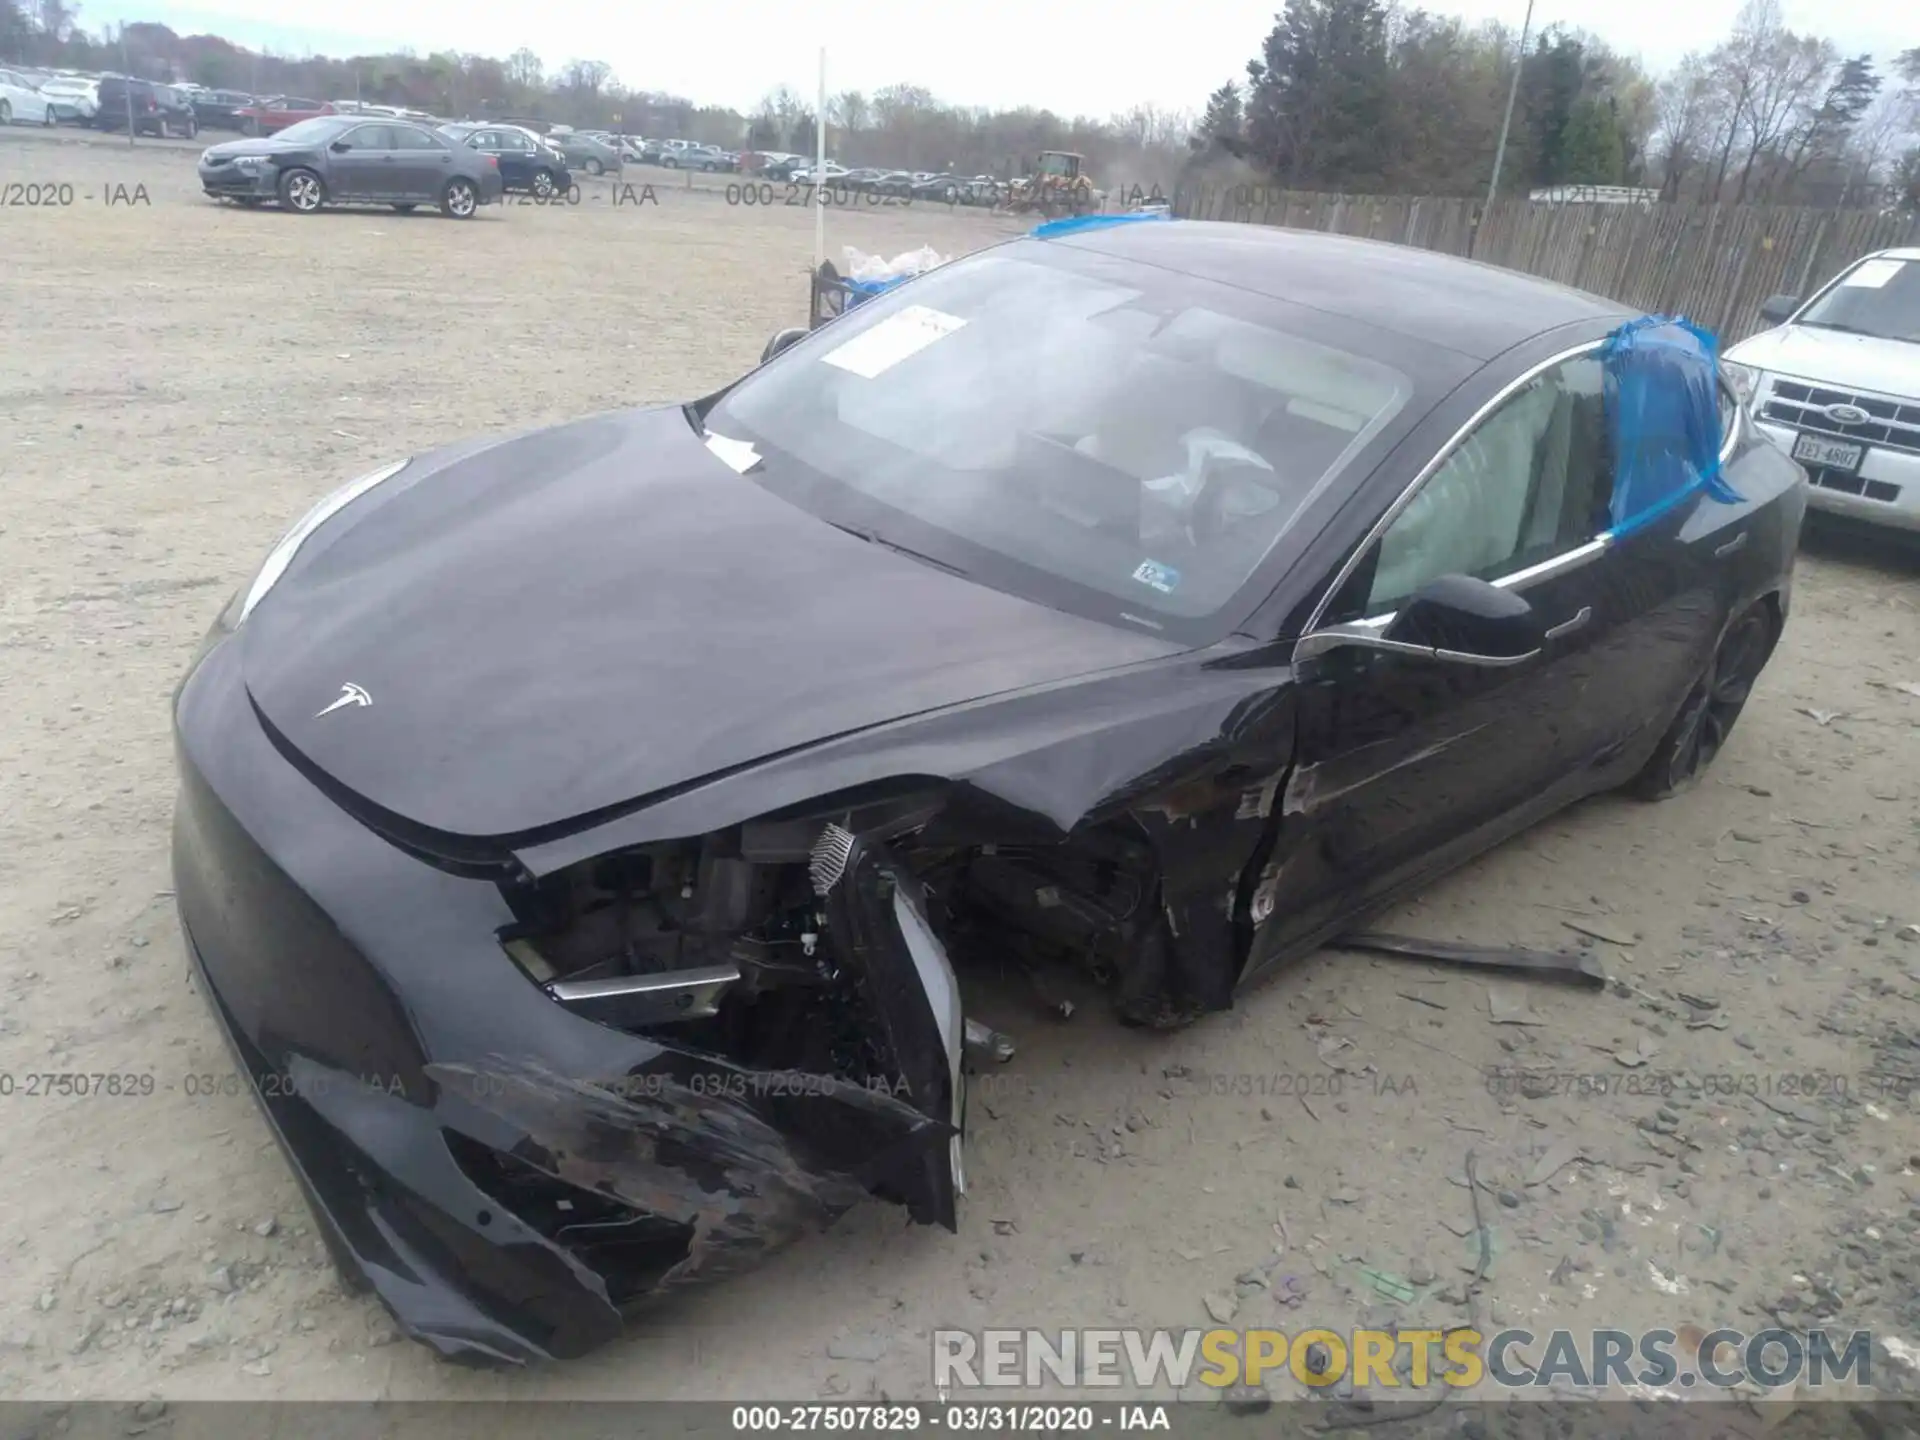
xmin=1544 ymin=606 xmax=1592 ymax=640
xmin=1714 ymin=531 xmax=1749 ymax=558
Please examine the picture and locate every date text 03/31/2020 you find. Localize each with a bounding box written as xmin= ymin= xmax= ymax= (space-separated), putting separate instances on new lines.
xmin=729 ymin=1405 xmax=1170 ymax=1431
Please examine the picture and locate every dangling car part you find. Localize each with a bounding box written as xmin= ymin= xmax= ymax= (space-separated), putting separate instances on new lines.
xmin=171 ymin=220 xmax=1805 ymax=1366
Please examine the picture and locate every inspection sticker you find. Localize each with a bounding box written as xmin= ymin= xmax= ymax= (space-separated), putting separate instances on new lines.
xmin=820 ymin=305 xmax=967 ymax=379
xmin=703 ymin=432 xmax=762 ymax=473
xmin=1132 ymin=559 xmax=1181 ymax=594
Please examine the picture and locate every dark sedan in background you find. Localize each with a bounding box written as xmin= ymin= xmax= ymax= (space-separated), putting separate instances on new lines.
xmin=190 ymin=88 xmax=256 ymax=131
xmin=440 ymin=122 xmax=572 ymax=197
xmin=199 ymin=115 xmax=502 ymax=217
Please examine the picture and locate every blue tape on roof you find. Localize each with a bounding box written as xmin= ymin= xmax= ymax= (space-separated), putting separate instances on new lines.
xmin=1030 ymin=212 xmax=1174 ymax=239
xmin=1600 ymin=314 xmax=1740 ymax=539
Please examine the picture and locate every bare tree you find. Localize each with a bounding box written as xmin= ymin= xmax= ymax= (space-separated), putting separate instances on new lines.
xmin=506 ymin=47 xmax=543 ymax=92
xmin=1651 ymin=54 xmax=1717 ymax=198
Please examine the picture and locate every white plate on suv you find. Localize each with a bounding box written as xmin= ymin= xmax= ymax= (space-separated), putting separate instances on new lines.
xmin=1724 ymin=247 xmax=1920 ymax=534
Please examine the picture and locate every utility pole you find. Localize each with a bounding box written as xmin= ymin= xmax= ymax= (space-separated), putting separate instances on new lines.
xmin=1479 ymin=0 xmax=1537 ymax=250
xmin=121 ymin=29 xmax=135 ymax=146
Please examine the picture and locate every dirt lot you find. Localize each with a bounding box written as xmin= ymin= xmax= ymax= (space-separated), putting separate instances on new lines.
xmin=2 ymin=128 xmax=1919 ymax=1410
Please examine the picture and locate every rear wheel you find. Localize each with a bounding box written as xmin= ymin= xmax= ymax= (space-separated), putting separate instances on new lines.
xmin=278 ymin=167 xmax=325 ymax=213
xmin=1629 ymin=602 xmax=1778 ymax=799
xmin=584 ymin=157 xmax=604 ymax=176
xmin=441 ymin=176 xmax=478 ymax=218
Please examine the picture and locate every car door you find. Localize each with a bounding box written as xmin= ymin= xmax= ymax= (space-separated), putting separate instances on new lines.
xmin=327 ymin=123 xmax=398 ymax=200
xmin=1242 ymin=343 xmax=1662 ymax=975
xmin=390 ymin=124 xmax=455 ymax=200
xmin=498 ymin=130 xmax=540 ymax=188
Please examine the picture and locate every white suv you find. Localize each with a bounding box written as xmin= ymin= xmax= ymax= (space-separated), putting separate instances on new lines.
xmin=1723 ymin=247 xmax=1920 ymax=533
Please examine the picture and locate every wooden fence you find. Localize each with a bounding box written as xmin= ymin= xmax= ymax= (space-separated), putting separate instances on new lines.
xmin=1169 ymin=185 xmax=1920 ymax=343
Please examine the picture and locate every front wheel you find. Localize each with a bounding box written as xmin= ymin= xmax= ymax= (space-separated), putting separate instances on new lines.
xmin=278 ymin=167 xmax=325 ymax=213
xmin=530 ymin=168 xmax=556 ymax=198
xmin=441 ymin=176 xmax=478 ymax=218
xmin=1629 ymin=602 xmax=1778 ymax=799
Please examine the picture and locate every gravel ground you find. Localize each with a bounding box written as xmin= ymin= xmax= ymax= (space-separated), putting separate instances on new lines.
xmin=2 ymin=127 xmax=1919 ymax=1410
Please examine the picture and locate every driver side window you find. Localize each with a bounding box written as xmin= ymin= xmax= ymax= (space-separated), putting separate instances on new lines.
xmin=1333 ymin=352 xmax=1611 ymax=621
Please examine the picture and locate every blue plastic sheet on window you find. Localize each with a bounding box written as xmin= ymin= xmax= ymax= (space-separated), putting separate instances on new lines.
xmin=1600 ymin=314 xmax=1740 ymax=538
xmin=1030 ymin=212 xmax=1174 ymax=239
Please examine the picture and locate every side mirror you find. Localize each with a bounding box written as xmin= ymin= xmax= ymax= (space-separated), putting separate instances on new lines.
xmin=1385 ymin=574 xmax=1544 ymax=662
xmin=330 ymin=139 xmax=352 ymax=153
xmin=1758 ymin=293 xmax=1799 ymax=326
xmin=760 ymin=326 xmax=809 ymax=365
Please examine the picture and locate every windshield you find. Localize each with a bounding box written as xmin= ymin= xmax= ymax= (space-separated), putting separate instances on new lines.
xmin=271 ymin=117 xmax=349 ymax=144
xmin=1797 ymin=257 xmax=1920 ymax=344
xmin=706 ymin=249 xmax=1414 ymax=626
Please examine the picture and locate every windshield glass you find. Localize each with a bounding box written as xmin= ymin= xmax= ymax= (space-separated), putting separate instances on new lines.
xmin=271 ymin=117 xmax=349 ymax=144
xmin=1798 ymin=257 xmax=1920 ymax=344
xmin=707 ymin=249 xmax=1414 ymax=625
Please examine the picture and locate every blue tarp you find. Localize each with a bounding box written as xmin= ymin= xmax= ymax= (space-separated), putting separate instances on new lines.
xmin=1030 ymin=212 xmax=1174 ymax=239
xmin=1600 ymin=314 xmax=1740 ymax=537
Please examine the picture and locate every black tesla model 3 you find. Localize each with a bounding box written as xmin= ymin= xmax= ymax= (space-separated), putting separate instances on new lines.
xmin=170 ymin=218 xmax=1805 ymax=1365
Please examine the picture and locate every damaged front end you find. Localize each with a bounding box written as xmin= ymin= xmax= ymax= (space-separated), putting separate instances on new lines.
xmin=484 ymin=788 xmax=969 ymax=1232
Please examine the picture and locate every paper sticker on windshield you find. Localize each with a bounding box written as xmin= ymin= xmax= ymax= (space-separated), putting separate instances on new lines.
xmin=1840 ymin=258 xmax=1903 ymax=289
xmin=703 ymin=432 xmax=761 ymax=473
xmin=1132 ymin=560 xmax=1180 ymax=594
xmin=821 ymin=305 xmax=967 ymax=379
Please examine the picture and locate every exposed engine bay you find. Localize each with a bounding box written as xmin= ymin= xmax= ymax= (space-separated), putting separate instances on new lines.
xmin=492 ymin=783 xmax=1204 ymax=1227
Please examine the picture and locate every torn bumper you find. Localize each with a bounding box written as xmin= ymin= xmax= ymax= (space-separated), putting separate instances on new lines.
xmin=169 ymin=638 xmax=959 ymax=1365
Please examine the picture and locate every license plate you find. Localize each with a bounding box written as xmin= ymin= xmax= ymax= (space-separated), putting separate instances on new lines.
xmin=1791 ymin=433 xmax=1864 ymax=472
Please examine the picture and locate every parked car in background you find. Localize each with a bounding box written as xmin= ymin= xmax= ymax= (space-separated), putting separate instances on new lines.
xmin=235 ymin=96 xmax=334 ymax=136
xmin=189 ymin=88 xmax=254 ymax=130
xmin=912 ymin=173 xmax=962 ymax=202
xmin=1725 ymin=247 xmax=1920 ymax=535
xmin=659 ymin=142 xmax=728 ymax=171
xmin=36 ymin=74 xmax=98 ymax=122
xmin=93 ymin=76 xmax=172 ymax=135
xmin=199 ymin=114 xmax=502 ymax=217
xmin=870 ymin=170 xmax=916 ymax=197
xmin=551 ymin=129 xmax=621 ymax=175
xmin=790 ymin=160 xmax=850 ymax=185
xmin=439 ymin=122 xmax=572 ymax=198
xmin=0 ymin=67 xmax=55 ymax=126
xmin=493 ymin=114 xmax=557 ymax=135
xmin=153 ymin=84 xmax=200 ymax=137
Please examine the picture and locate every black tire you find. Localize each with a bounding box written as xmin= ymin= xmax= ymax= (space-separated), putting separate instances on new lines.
xmin=278 ymin=167 xmax=325 ymax=214
xmin=530 ymin=169 xmax=556 ymax=198
xmin=440 ymin=176 xmax=478 ymax=219
xmin=1628 ymin=602 xmax=1778 ymax=800
xmin=391 ymin=203 xmax=417 ymax=212
xmin=584 ymin=157 xmax=604 ymax=176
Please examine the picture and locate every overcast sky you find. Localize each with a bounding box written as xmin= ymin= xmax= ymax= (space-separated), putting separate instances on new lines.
xmin=85 ymin=0 xmax=1913 ymax=117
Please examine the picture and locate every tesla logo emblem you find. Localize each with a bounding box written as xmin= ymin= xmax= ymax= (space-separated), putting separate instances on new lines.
xmin=317 ymin=683 xmax=371 ymax=717
xmin=1822 ymin=403 xmax=1870 ymax=426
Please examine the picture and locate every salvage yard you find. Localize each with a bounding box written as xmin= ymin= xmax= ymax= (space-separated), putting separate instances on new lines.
xmin=3 ymin=129 xmax=1919 ymax=1405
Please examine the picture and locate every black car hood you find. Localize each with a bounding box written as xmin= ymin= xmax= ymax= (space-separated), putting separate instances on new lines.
xmin=241 ymin=406 xmax=1184 ymax=842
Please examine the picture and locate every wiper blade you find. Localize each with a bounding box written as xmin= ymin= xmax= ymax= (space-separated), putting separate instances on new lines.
xmin=826 ymin=521 xmax=970 ymax=578
xmin=1799 ymin=320 xmax=1878 ymax=337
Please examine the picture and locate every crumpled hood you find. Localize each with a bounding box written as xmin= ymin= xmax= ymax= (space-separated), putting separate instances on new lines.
xmin=1727 ymin=324 xmax=1920 ymax=399
xmin=240 ymin=406 xmax=1182 ymax=841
